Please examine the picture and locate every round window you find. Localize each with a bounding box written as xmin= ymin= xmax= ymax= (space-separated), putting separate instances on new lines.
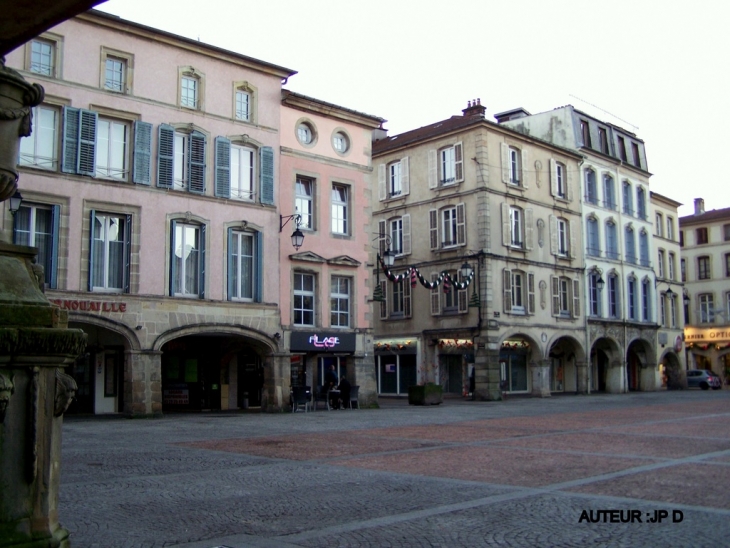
xmin=297 ymin=123 xmax=313 ymax=145
xmin=333 ymin=132 xmax=349 ymax=153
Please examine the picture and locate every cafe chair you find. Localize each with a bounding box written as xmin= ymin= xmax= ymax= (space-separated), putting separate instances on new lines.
xmin=348 ymin=385 xmax=360 ymax=409
xmin=291 ymin=386 xmax=312 ymax=413
xmin=313 ymin=385 xmax=330 ymax=411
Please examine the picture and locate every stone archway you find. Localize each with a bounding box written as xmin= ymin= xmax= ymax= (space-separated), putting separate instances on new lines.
xmin=590 ymin=337 xmax=622 ymax=393
xmin=660 ymin=350 xmax=685 ymax=390
xmin=499 ymin=333 xmax=542 ymax=396
xmin=547 ymin=336 xmax=587 ymax=394
xmin=627 ymin=338 xmax=655 ymax=391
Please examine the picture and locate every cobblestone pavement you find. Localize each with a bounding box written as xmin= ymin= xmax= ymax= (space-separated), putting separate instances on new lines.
xmin=60 ymin=391 xmax=730 ymax=547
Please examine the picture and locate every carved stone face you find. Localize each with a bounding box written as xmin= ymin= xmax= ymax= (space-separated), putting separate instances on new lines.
xmin=0 ymin=389 xmax=11 ymax=422
xmin=54 ymin=370 xmax=77 ymax=417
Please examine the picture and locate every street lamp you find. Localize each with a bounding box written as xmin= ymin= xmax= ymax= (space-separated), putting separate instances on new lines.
xmin=665 ymin=287 xmax=674 ymax=298
xmin=596 ymin=276 xmax=605 ymax=291
xmin=460 ymin=261 xmax=473 ymax=279
xmin=8 ymin=189 xmax=22 ymax=216
xmin=372 ymin=234 xmax=393 ymax=302
xmin=280 ymin=213 xmax=304 ymax=251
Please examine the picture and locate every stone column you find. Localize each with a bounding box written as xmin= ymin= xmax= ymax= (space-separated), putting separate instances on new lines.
xmin=606 ymin=359 xmax=625 ymax=393
xmin=473 ymin=336 xmax=501 ymax=401
xmin=531 ymin=359 xmax=551 ymax=397
xmin=261 ymin=352 xmax=289 ymax=412
xmin=575 ymin=360 xmax=589 ymax=394
xmin=353 ymin=351 xmax=376 ymax=408
xmin=124 ymin=350 xmax=162 ymax=417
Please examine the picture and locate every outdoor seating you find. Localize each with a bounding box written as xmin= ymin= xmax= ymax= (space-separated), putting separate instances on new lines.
xmin=291 ymin=385 xmax=311 ymax=413
xmin=313 ymin=385 xmax=329 ymax=411
xmin=348 ymin=385 xmax=360 ymax=409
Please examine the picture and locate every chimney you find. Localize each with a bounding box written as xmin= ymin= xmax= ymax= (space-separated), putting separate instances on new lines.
xmin=462 ymin=98 xmax=486 ymax=118
xmin=494 ymin=107 xmax=531 ymax=124
xmin=694 ymin=198 xmax=705 ymax=216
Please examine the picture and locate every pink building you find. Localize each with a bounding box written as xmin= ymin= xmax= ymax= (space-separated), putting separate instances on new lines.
xmin=279 ymin=91 xmax=384 ymax=407
xmin=3 ymin=10 xmax=299 ymax=414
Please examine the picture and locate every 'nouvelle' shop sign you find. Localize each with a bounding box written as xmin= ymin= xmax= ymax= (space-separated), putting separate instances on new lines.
xmin=290 ymin=332 xmax=356 ymax=352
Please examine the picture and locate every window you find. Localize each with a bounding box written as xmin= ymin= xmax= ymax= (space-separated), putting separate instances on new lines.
xmin=655 ymin=213 xmax=664 ymax=237
xmin=584 ymin=169 xmax=598 ymax=204
xmin=698 ymin=256 xmax=711 ymax=280
xmin=551 ymin=276 xmax=579 ymax=318
xmin=669 ymin=294 xmax=677 ymax=328
xmin=235 ymin=90 xmax=250 ymax=121
xmin=668 ymin=252 xmax=676 ymax=281
xmin=332 ymin=131 xmax=349 ymax=154
xmin=19 ymin=105 xmax=58 ymax=170
xmin=628 ymin=277 xmax=637 ymax=320
xmin=293 ymin=273 xmax=315 ymax=326
xmin=557 ymin=218 xmax=569 ymax=257
xmin=13 ymin=202 xmax=59 ymax=289
xmin=636 ymin=186 xmax=647 ymax=220
xmin=724 ymin=224 xmax=730 ymax=242
xmin=510 ymin=206 xmax=523 ymax=248
xmin=625 ymin=225 xmax=636 ymax=264
xmin=605 ymin=221 xmax=619 ymax=260
xmin=434 ymin=270 xmax=467 ymax=315
xmin=331 ymin=184 xmax=348 ymax=235
xmin=642 ymin=279 xmax=651 ymax=322
xmin=603 ymin=175 xmax=616 ymax=210
xmin=622 ymin=181 xmax=633 ymax=215
xmin=380 ymin=215 xmax=411 ymax=256
xmin=696 ymin=227 xmax=709 ymax=245
xmin=679 ymin=230 xmax=684 ymax=247
xmin=228 ymin=229 xmax=261 ymax=302
xmin=508 ymin=146 xmax=520 ymax=185
xmin=389 ymin=161 xmax=401 ymax=197
xmin=660 ymin=292 xmax=667 ymax=327
xmin=380 ymin=274 xmax=411 ymax=319
xmin=639 ymin=230 xmax=650 ymax=267
xmin=439 ymin=143 xmax=463 ymax=185
xmin=30 ymin=39 xmax=55 ymax=76
xmin=631 ymin=142 xmax=641 ymax=168
xmin=95 ymin=118 xmax=128 ymax=180
xmin=104 ymin=57 xmax=126 ymax=92
xmin=681 ymin=258 xmax=686 ymax=282
xmin=699 ymin=294 xmax=714 ymax=323
xmin=181 ymin=76 xmax=198 ymax=108
xmin=90 ymin=212 xmax=130 ymax=292
xmin=553 ymin=161 xmax=566 ymax=198
xmin=390 ymin=217 xmax=403 ymax=255
xmin=617 ymin=136 xmax=628 ymax=161
xmin=330 ymin=276 xmax=350 ymax=327
xmin=230 ymin=145 xmax=255 ymax=200
xmin=295 ymin=176 xmax=314 ymax=229
xmin=726 ymin=253 xmax=730 ymax=277
xmin=170 ymin=221 xmax=205 ymax=298
xmin=588 ymin=272 xmax=602 ymax=317
xmin=598 ymin=127 xmax=609 ymax=154
xmin=297 ymin=121 xmax=316 ymax=145
xmin=586 ymin=217 xmax=600 ymax=257
xmin=608 ymin=273 xmax=620 ymax=318
xmin=157 ymin=125 xmax=206 ymax=193
xmin=657 ymin=249 xmax=665 ymax=278
xmin=430 ymin=205 xmax=465 ymax=250
xmin=580 ymin=120 xmax=591 ymax=147
xmin=667 ymin=217 xmax=675 ymax=241
xmin=502 ymin=269 xmax=534 ymax=315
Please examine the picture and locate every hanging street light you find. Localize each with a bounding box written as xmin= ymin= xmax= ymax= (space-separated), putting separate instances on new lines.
xmin=280 ymin=213 xmax=304 ymax=251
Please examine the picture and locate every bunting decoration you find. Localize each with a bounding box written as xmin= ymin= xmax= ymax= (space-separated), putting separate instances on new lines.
xmin=378 ymin=255 xmax=475 ymax=291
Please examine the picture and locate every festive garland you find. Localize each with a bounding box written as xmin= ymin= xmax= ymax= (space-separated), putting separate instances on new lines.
xmin=378 ymin=255 xmax=474 ymax=292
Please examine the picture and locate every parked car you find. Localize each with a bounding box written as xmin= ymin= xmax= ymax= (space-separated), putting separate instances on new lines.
xmin=686 ymin=369 xmax=722 ymax=390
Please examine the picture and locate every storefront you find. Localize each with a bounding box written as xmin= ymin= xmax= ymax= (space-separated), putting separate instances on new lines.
xmin=685 ymin=326 xmax=730 ymax=385
xmin=290 ymin=331 xmax=357 ymax=390
xmin=499 ymin=339 xmax=531 ymax=393
xmin=374 ymin=339 xmax=417 ymax=395
xmin=435 ymin=339 xmax=474 ymax=396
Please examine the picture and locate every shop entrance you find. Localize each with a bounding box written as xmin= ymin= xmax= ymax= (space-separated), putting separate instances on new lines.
xmin=439 ymin=355 xmax=463 ymax=394
xmin=499 ymin=339 xmax=530 ymax=393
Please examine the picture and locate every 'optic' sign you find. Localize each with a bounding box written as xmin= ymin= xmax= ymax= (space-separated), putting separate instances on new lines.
xmin=290 ymin=331 xmax=356 ymax=352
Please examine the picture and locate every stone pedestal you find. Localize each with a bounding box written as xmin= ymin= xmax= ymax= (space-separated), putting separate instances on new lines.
xmin=0 ymin=243 xmax=86 ymax=548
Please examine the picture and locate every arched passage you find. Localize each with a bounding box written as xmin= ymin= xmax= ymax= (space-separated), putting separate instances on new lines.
xmin=499 ymin=333 xmax=541 ymax=394
xmin=547 ymin=335 xmax=586 ymax=393
xmin=627 ymin=338 xmax=655 ymax=391
xmin=590 ymin=337 xmax=621 ymax=393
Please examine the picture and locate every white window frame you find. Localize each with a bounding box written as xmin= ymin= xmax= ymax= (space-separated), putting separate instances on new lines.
xmin=178 ymin=66 xmax=204 ymax=110
xmin=670 ymin=294 xmax=677 ymax=328
xmin=510 ymin=206 xmax=523 ymax=248
xmin=230 ymin=144 xmax=255 ymax=201
xmin=557 ymin=218 xmax=569 ymax=256
xmin=293 ymin=272 xmax=316 ymax=326
xmin=585 ymin=169 xmax=598 ymax=204
xmin=509 ymin=147 xmax=521 ymax=185
xmin=606 ymin=221 xmax=618 ymax=260
xmin=555 ymin=162 xmax=565 ymax=198
xmin=389 ymin=161 xmax=402 ymax=197
xmin=666 ymin=217 xmax=675 ymax=241
xmin=173 ymin=131 xmax=188 ymax=191
xmin=642 ymin=278 xmax=651 ymax=322
xmin=511 ymin=270 xmax=525 ymax=314
xmin=699 ymin=293 xmax=714 ymax=324
xmin=295 ymin=176 xmax=314 ymax=230
xmin=586 ymin=217 xmax=600 ymax=257
xmin=588 ymin=272 xmax=602 ymax=317
xmin=668 ymin=252 xmax=676 ymax=281
xmin=29 ymin=38 xmax=56 ymax=76
xmin=331 ymin=183 xmax=348 ymax=236
xmin=390 ymin=217 xmax=403 ymax=255
xmin=95 ymin=117 xmax=129 ymax=180
xmin=623 ymin=181 xmax=633 ymax=215
xmin=655 ymin=213 xmax=664 ymax=238
xmin=235 ymin=89 xmax=251 ymax=121
xmin=230 ymin=230 xmax=255 ymax=301
xmin=608 ymin=274 xmax=620 ymax=319
xmin=172 ymin=222 xmax=202 ymax=298
xmin=19 ymin=104 xmax=58 ymax=170
xmin=330 ymin=276 xmax=351 ymax=328
xmin=603 ymin=174 xmax=616 ymax=210
xmin=657 ymin=249 xmax=665 ymax=278
xmin=91 ymin=213 xmax=128 ymax=293
xmin=104 ymin=56 xmax=126 ymax=92
xmin=628 ymin=276 xmax=637 ymax=320
xmin=441 ymin=206 xmax=458 ymax=248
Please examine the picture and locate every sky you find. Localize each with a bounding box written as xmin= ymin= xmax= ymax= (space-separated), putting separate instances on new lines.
xmin=97 ymin=0 xmax=730 ymax=217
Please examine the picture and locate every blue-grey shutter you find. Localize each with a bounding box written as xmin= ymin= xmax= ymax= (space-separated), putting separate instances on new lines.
xmin=169 ymin=219 xmax=177 ymax=295
xmin=198 ymin=224 xmax=206 ymax=298
xmin=61 ymin=106 xmax=80 ymax=174
xmin=259 ymin=146 xmax=274 ymax=205
xmin=157 ymin=124 xmax=174 ymax=188
xmin=124 ymin=213 xmax=132 ymax=294
xmin=214 ymin=136 xmax=231 ymax=198
xmin=88 ymin=209 xmax=96 ymax=291
xmin=255 ymin=231 xmax=263 ymax=302
xmin=77 ymin=109 xmax=97 ymax=176
xmin=227 ymin=228 xmax=234 ymax=301
xmin=188 ymin=131 xmax=206 ymax=194
xmin=49 ymin=204 xmax=60 ymax=289
xmin=133 ymin=121 xmax=152 ymax=185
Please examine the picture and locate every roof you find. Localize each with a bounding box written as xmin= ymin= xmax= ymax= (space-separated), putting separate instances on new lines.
xmin=373 ymin=111 xmax=582 ymax=159
xmin=679 ymin=206 xmax=730 ymax=225
xmin=281 ymin=90 xmax=385 ymax=129
xmin=650 ymin=191 xmax=683 ymax=208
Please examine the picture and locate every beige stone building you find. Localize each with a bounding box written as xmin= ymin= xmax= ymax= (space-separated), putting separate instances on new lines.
xmin=371 ymin=100 xmax=585 ymax=399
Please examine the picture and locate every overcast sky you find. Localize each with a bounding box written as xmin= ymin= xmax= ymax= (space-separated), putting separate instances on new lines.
xmin=98 ymin=0 xmax=730 ymax=217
